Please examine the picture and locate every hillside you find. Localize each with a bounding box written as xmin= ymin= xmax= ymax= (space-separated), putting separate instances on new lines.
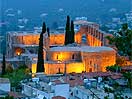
xmin=1 ymin=0 xmax=131 ymax=27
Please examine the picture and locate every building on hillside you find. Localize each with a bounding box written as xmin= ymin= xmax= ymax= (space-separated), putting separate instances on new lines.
xmin=74 ymin=17 xmax=99 ymax=31
xmin=0 ymin=78 xmax=10 ymax=97
xmin=32 ymin=46 xmax=116 ymax=74
xmin=6 ymin=19 xmax=111 ymax=58
xmin=6 ymin=20 xmax=116 ymax=74
xmin=22 ymin=78 xmax=69 ymax=99
xmin=72 ymin=86 xmax=114 ymax=99
xmin=6 ymin=31 xmax=40 ymax=58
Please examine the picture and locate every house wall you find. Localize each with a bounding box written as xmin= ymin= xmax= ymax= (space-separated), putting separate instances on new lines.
xmin=32 ymin=50 xmax=116 ymax=74
xmin=0 ymin=83 xmax=10 ymax=92
xmin=6 ymin=25 xmax=108 ymax=58
xmin=47 ymin=51 xmax=82 ymax=62
xmin=82 ymin=51 xmax=116 ymax=72
xmin=73 ymin=87 xmax=91 ymax=99
xmin=54 ymin=84 xmax=69 ymax=99
xmin=32 ymin=62 xmax=85 ymax=74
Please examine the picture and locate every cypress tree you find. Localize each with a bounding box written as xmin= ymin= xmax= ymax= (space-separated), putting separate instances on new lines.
xmin=70 ymin=20 xmax=75 ymax=44
xmin=47 ymin=27 xmax=50 ymax=37
xmin=65 ymin=15 xmax=70 ymax=45
xmin=2 ymin=52 xmax=6 ymax=75
xmin=36 ymin=22 xmax=46 ymax=73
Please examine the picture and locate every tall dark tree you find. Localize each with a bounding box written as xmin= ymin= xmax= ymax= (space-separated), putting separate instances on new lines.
xmin=2 ymin=52 xmax=6 ymax=75
xmin=65 ymin=15 xmax=71 ymax=45
xmin=70 ymin=20 xmax=75 ymax=43
xmin=36 ymin=22 xmax=46 ymax=73
xmin=47 ymin=27 xmax=50 ymax=37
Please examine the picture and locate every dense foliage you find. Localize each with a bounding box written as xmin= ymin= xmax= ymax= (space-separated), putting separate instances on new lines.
xmin=0 ymin=95 xmax=14 ymax=99
xmin=106 ymin=64 xmax=121 ymax=72
xmin=1 ymin=65 xmax=31 ymax=87
xmin=106 ymin=23 xmax=132 ymax=60
xmin=123 ymin=72 xmax=132 ymax=89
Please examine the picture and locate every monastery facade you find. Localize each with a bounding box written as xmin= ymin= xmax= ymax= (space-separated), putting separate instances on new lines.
xmin=6 ymin=20 xmax=116 ymax=74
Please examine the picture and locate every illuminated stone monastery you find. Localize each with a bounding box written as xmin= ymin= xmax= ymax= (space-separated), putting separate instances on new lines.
xmin=6 ymin=19 xmax=116 ymax=74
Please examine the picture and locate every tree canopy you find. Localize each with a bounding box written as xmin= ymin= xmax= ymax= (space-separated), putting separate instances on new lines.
xmin=106 ymin=23 xmax=132 ymax=60
xmin=106 ymin=64 xmax=121 ymax=73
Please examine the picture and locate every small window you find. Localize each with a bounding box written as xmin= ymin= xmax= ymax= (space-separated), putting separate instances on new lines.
xmin=57 ymin=55 xmax=58 ymax=59
xmin=76 ymin=90 xmax=78 ymax=94
xmin=72 ymin=54 xmax=75 ymax=60
xmin=89 ymin=68 xmax=92 ymax=72
xmin=90 ymin=61 xmax=92 ymax=65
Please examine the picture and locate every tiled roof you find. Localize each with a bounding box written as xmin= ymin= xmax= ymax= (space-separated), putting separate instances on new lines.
xmin=50 ymin=46 xmax=115 ymax=52
xmin=63 ymin=72 xmax=123 ymax=87
xmin=52 ymin=80 xmax=66 ymax=85
xmin=9 ymin=92 xmax=25 ymax=98
xmin=52 ymin=96 xmax=66 ymax=99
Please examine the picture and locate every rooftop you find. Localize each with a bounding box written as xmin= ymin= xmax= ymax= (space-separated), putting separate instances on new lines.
xmin=22 ymin=79 xmax=67 ymax=93
xmin=50 ymin=46 xmax=81 ymax=52
xmin=8 ymin=31 xmax=40 ymax=36
xmin=74 ymin=20 xmax=96 ymax=25
xmin=0 ymin=78 xmax=10 ymax=83
xmin=81 ymin=46 xmax=114 ymax=52
xmin=12 ymin=44 xmax=38 ymax=48
xmin=9 ymin=92 xmax=26 ymax=98
xmin=76 ymin=86 xmax=113 ymax=99
xmin=50 ymin=46 xmax=115 ymax=52
xmin=62 ymin=72 xmax=122 ymax=87
xmin=52 ymin=96 xmax=66 ymax=99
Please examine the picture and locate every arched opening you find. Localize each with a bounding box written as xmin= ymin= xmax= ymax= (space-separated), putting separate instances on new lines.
xmin=56 ymin=55 xmax=58 ymax=60
xmin=72 ymin=54 xmax=75 ymax=60
xmin=89 ymin=68 xmax=92 ymax=72
xmin=81 ymin=34 xmax=87 ymax=44
xmin=15 ymin=47 xmax=24 ymax=56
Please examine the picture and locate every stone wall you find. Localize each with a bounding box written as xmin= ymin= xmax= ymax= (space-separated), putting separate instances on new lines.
xmin=82 ymin=51 xmax=116 ymax=72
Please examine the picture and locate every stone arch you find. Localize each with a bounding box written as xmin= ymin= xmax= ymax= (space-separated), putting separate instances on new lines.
xmin=75 ymin=26 xmax=102 ymax=46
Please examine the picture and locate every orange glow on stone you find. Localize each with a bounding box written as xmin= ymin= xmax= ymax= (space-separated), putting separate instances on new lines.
xmin=15 ymin=47 xmax=23 ymax=56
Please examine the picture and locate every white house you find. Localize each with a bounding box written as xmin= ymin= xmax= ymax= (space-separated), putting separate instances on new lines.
xmin=22 ymin=79 xmax=69 ymax=99
xmin=0 ymin=78 xmax=10 ymax=92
